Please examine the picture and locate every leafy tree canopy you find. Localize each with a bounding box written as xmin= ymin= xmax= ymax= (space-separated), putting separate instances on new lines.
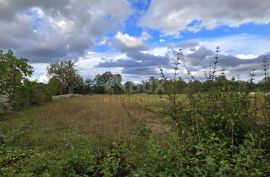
xmin=47 ymin=60 xmax=83 ymax=94
xmin=0 ymin=49 xmax=33 ymax=105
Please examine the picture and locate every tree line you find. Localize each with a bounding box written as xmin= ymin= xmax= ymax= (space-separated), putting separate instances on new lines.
xmin=0 ymin=49 xmax=269 ymax=111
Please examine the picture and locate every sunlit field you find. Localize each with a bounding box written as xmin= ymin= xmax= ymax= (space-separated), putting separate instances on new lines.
xmin=0 ymin=95 xmax=172 ymax=151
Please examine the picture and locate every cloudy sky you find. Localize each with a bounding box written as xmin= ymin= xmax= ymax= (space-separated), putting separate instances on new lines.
xmin=0 ymin=0 xmax=270 ymax=82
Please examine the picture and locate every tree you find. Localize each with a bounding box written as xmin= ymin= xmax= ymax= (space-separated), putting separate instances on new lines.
xmin=47 ymin=60 xmax=83 ymax=94
xmin=124 ymin=81 xmax=134 ymax=94
xmin=48 ymin=76 xmax=65 ymax=95
xmin=94 ymin=71 xmax=122 ymax=94
xmin=0 ymin=49 xmax=33 ymax=108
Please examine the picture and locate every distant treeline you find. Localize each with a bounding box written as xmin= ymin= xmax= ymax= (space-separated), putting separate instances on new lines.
xmin=0 ymin=49 xmax=269 ymax=111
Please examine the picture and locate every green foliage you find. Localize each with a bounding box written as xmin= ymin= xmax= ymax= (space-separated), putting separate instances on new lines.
xmin=0 ymin=49 xmax=52 ymax=111
xmin=132 ymin=133 xmax=184 ymax=176
xmin=0 ymin=143 xmax=132 ymax=177
xmin=93 ymin=71 xmax=123 ymax=94
xmin=1 ymin=133 xmax=270 ymax=177
xmin=191 ymin=134 xmax=270 ymax=176
xmin=14 ymin=80 xmax=52 ymax=108
xmin=106 ymin=87 xmax=115 ymax=95
xmin=154 ymin=47 xmax=270 ymax=176
xmin=47 ymin=60 xmax=84 ymax=94
xmin=0 ymin=49 xmax=33 ymax=109
xmin=48 ymin=76 xmax=66 ymax=95
xmin=131 ymin=133 xmax=270 ymax=176
xmin=62 ymin=151 xmax=96 ymax=176
xmin=0 ymin=145 xmax=32 ymax=176
xmin=124 ymin=81 xmax=134 ymax=94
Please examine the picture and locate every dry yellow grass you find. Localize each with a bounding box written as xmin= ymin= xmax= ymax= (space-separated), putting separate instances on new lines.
xmin=0 ymin=95 xmax=170 ymax=149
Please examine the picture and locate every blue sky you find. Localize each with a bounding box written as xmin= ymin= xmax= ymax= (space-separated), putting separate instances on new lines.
xmin=0 ymin=0 xmax=269 ymax=82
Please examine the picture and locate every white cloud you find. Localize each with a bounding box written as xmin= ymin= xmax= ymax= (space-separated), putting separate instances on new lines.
xmin=76 ymin=51 xmax=125 ymax=79
xmin=140 ymin=0 xmax=270 ymax=35
xmin=31 ymin=34 xmax=269 ymax=83
xmin=113 ymin=32 xmax=148 ymax=52
xmin=197 ymin=34 xmax=270 ymax=56
xmin=142 ymin=47 xmax=170 ymax=56
xmin=159 ymin=39 xmax=165 ymax=43
xmin=30 ymin=51 xmax=126 ymax=83
xmin=37 ymin=74 xmax=50 ymax=83
xmin=0 ymin=0 xmax=132 ymax=62
xmin=235 ymin=54 xmax=258 ymax=59
xmin=31 ymin=63 xmax=49 ymax=83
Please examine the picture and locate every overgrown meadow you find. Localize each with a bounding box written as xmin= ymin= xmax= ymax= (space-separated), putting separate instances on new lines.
xmin=0 ymin=48 xmax=270 ymax=176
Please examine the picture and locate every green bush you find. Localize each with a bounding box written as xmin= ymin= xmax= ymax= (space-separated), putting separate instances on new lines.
xmin=0 ymin=145 xmax=32 ymax=176
xmin=14 ymin=81 xmax=52 ymax=109
xmin=130 ymin=133 xmax=270 ymax=176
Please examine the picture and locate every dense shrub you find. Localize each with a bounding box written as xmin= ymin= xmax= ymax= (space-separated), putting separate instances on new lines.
xmin=131 ymin=133 xmax=270 ymax=176
xmin=14 ymin=80 xmax=52 ymax=109
xmin=0 ymin=143 xmax=133 ymax=177
xmin=153 ymin=47 xmax=270 ymax=176
xmin=0 ymin=145 xmax=32 ymax=176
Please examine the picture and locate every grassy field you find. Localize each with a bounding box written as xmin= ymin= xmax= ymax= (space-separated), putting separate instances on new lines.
xmin=0 ymin=95 xmax=172 ymax=151
xmin=0 ymin=94 xmax=176 ymax=176
xmin=0 ymin=93 xmax=266 ymax=151
xmin=1 ymin=94 xmax=270 ymax=176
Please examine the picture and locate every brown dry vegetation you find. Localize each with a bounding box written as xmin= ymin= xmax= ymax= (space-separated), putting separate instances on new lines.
xmin=0 ymin=95 xmax=170 ymax=150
